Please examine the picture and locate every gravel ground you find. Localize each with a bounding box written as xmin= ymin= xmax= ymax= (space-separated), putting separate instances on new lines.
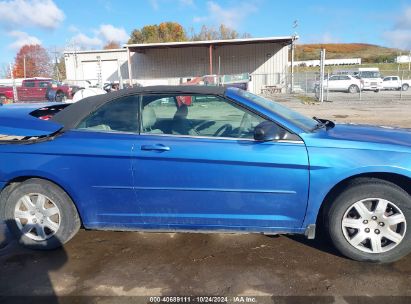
xmin=1 ymin=96 xmax=411 ymax=302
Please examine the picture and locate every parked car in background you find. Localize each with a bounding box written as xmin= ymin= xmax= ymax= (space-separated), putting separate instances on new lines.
xmin=315 ymin=74 xmax=362 ymax=93
xmin=354 ymin=69 xmax=383 ymax=92
xmin=0 ymin=86 xmax=411 ymax=263
xmin=0 ymin=78 xmax=72 ymax=103
xmin=382 ymin=76 xmax=411 ymax=91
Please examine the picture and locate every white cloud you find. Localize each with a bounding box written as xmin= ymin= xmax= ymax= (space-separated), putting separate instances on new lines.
xmin=0 ymin=0 xmax=65 ymax=30
xmin=70 ymin=33 xmax=102 ymax=49
xmin=384 ymin=6 xmax=411 ymax=49
xmin=8 ymin=30 xmax=42 ymax=49
xmin=193 ymin=1 xmax=257 ymax=28
xmin=98 ymin=24 xmax=128 ymax=43
xmin=68 ymin=24 xmax=128 ymax=50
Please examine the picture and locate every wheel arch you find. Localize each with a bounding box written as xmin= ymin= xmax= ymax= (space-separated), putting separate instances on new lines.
xmin=0 ymin=175 xmax=84 ymax=226
xmin=316 ymin=172 xmax=411 ymax=228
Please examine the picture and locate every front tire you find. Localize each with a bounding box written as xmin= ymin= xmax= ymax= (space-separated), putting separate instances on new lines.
xmin=326 ymin=179 xmax=411 ymax=263
xmin=0 ymin=179 xmax=80 ymax=250
xmin=348 ymin=85 xmax=359 ymax=94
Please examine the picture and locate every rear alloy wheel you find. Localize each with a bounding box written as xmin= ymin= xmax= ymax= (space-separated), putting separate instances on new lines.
xmin=348 ymin=85 xmax=359 ymax=94
xmin=1 ymin=178 xmax=80 ymax=250
xmin=14 ymin=193 xmax=61 ymax=241
xmin=326 ymin=179 xmax=411 ymax=263
xmin=402 ymin=84 xmax=409 ymax=91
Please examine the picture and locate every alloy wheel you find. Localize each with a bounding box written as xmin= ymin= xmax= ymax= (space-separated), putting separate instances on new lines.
xmin=14 ymin=193 xmax=61 ymax=241
xmin=341 ymin=198 xmax=406 ymax=253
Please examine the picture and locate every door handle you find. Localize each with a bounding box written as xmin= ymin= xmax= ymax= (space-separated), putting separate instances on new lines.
xmin=141 ymin=144 xmax=170 ymax=152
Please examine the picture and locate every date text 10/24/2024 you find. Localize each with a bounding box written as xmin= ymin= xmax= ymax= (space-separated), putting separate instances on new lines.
xmin=149 ymin=296 xmax=258 ymax=303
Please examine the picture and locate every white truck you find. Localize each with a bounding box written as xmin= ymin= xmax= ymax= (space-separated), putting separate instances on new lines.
xmin=382 ymin=76 xmax=411 ymax=91
xmin=354 ymin=68 xmax=383 ymax=92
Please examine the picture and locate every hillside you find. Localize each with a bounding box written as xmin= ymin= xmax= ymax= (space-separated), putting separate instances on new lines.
xmin=295 ymin=43 xmax=402 ymax=63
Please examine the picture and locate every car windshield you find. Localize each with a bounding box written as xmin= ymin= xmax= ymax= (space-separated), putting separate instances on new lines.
xmin=233 ymin=89 xmax=318 ymax=132
xmin=359 ymin=71 xmax=381 ymax=78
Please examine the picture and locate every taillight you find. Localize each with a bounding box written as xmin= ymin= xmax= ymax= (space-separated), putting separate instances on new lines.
xmin=39 ymin=115 xmax=52 ymax=120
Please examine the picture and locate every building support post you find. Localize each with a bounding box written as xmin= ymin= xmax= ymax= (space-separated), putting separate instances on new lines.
xmin=209 ymin=44 xmax=213 ymax=75
xmin=290 ymin=36 xmax=295 ymax=93
xmin=127 ymin=47 xmax=133 ymax=87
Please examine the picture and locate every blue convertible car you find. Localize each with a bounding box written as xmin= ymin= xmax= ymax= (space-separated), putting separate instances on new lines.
xmin=0 ymin=86 xmax=410 ymax=263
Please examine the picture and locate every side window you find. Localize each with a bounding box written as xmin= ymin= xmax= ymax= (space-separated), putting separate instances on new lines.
xmin=329 ymin=76 xmax=338 ymax=81
xmin=76 ymin=95 xmax=140 ymax=133
xmin=39 ymin=81 xmax=50 ymax=88
xmin=342 ymin=76 xmax=350 ymax=80
xmin=24 ymin=81 xmax=35 ymax=87
xmin=141 ymin=94 xmax=268 ymax=139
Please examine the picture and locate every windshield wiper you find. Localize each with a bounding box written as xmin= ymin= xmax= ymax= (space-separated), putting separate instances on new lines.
xmin=312 ymin=117 xmax=335 ymax=131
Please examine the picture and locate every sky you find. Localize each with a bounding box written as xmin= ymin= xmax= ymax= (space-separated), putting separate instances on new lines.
xmin=0 ymin=0 xmax=411 ymax=68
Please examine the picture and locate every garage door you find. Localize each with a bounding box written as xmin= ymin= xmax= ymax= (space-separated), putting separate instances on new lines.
xmin=81 ymin=60 xmax=119 ymax=84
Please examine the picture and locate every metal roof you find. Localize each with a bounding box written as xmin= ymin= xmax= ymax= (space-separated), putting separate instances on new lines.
xmin=125 ymin=36 xmax=297 ymax=51
xmin=63 ymin=48 xmax=126 ymax=55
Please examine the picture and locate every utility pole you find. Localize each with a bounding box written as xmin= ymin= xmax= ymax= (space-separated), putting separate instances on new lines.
xmin=319 ymin=49 xmax=326 ymax=103
xmin=23 ymin=55 xmax=26 ymax=78
xmin=10 ymin=63 xmax=18 ymax=102
xmin=290 ymin=20 xmax=298 ymax=93
xmin=50 ymin=47 xmax=60 ymax=81
xmin=408 ymin=50 xmax=411 ymax=71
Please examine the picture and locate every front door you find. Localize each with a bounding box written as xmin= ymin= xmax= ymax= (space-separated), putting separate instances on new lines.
xmin=132 ymin=93 xmax=309 ymax=232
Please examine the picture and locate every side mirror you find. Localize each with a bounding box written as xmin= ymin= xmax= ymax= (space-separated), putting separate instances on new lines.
xmin=254 ymin=121 xmax=281 ymax=141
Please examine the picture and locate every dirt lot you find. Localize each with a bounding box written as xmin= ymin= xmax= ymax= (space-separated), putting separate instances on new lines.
xmin=1 ymin=97 xmax=411 ymax=302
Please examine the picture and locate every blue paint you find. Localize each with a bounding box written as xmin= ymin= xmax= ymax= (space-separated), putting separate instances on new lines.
xmin=1 ymin=90 xmax=411 ymax=236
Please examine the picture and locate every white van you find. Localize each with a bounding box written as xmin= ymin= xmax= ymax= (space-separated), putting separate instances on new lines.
xmin=354 ymin=68 xmax=383 ymax=92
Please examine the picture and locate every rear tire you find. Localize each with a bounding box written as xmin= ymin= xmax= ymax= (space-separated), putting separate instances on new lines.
xmin=348 ymin=85 xmax=359 ymax=94
xmin=55 ymin=91 xmax=66 ymax=102
xmin=0 ymin=178 xmax=80 ymax=250
xmin=326 ymin=179 xmax=411 ymax=263
xmin=402 ymin=84 xmax=409 ymax=91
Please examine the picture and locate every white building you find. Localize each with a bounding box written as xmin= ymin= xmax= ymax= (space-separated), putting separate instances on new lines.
xmin=396 ymin=55 xmax=411 ymax=63
xmin=64 ymin=36 xmax=296 ymax=93
xmin=290 ymin=58 xmax=362 ymax=67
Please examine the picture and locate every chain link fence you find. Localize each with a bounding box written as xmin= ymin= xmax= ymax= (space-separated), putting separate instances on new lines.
xmin=257 ymin=70 xmax=411 ymax=102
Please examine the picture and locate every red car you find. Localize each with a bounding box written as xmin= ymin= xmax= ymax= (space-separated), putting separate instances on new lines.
xmin=0 ymin=78 xmax=72 ymax=103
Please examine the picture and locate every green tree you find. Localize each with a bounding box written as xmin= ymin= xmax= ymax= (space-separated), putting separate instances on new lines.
xmin=128 ymin=22 xmax=187 ymax=44
xmin=190 ymin=24 xmax=250 ymax=41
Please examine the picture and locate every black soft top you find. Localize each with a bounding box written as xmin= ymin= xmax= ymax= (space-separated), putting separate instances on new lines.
xmin=52 ymin=85 xmax=227 ymax=130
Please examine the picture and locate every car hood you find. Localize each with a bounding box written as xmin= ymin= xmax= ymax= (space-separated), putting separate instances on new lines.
xmin=319 ymin=123 xmax=411 ymax=149
xmin=0 ymin=106 xmax=63 ymax=137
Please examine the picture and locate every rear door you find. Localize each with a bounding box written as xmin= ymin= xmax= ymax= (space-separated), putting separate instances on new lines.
xmin=383 ymin=77 xmax=394 ymax=89
xmin=131 ymin=93 xmax=309 ymax=231
xmin=327 ymin=76 xmax=339 ymax=90
xmin=33 ymin=81 xmax=49 ymax=101
xmin=66 ymin=94 xmax=140 ymax=228
xmin=17 ymin=80 xmax=35 ymax=101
